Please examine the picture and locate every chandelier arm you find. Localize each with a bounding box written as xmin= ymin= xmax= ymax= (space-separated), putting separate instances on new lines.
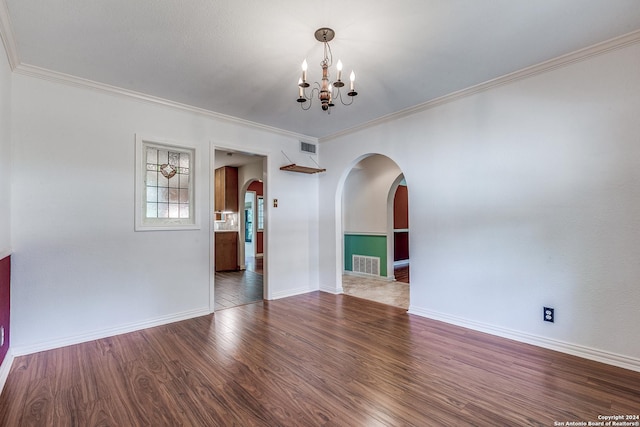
xmin=299 ymin=86 xmax=321 ymax=110
xmin=336 ymin=90 xmax=355 ymax=106
xmin=300 ymin=99 xmax=312 ymax=110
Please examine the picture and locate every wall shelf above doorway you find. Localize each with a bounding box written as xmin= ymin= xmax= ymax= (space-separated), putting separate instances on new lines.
xmin=279 ymin=164 xmax=326 ymax=174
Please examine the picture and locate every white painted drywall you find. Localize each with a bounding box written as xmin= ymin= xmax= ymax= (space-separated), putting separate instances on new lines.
xmin=9 ymin=74 xmax=320 ymax=352
xmin=0 ymin=41 xmax=10 ymax=256
xmin=342 ymin=155 xmax=402 ymax=234
xmin=319 ymin=42 xmax=640 ymax=362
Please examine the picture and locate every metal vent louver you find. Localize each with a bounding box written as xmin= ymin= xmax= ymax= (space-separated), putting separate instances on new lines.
xmin=300 ymin=141 xmax=317 ymax=154
xmin=352 ymin=255 xmax=381 ymax=276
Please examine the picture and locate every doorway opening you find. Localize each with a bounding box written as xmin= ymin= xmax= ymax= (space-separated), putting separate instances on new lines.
xmin=212 ymin=148 xmax=266 ymax=311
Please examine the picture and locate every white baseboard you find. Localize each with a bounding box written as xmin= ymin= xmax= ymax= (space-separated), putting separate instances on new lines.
xmin=343 ymin=270 xmax=394 ymax=281
xmin=0 ymin=350 xmax=14 ymax=395
xmin=269 ymin=286 xmax=317 ymax=300
xmin=11 ymin=307 xmax=210 ymax=357
xmin=408 ymin=306 xmax=640 ymax=373
xmin=319 ymin=284 xmax=343 ymax=294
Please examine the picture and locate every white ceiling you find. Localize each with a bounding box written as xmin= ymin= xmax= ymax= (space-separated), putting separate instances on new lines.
xmin=3 ymin=1 xmax=640 ymax=139
xmin=214 ymin=149 xmax=264 ymax=169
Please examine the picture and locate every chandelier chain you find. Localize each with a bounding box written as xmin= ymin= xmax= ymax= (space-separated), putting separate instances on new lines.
xmin=322 ymin=40 xmax=333 ymax=68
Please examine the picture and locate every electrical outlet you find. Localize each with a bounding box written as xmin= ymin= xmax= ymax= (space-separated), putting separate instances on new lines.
xmin=544 ymin=307 xmax=555 ymax=323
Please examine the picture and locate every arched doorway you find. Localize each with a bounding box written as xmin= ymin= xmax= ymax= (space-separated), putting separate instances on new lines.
xmin=340 ymin=154 xmax=409 ymax=309
xmin=390 ymin=176 xmax=410 ymax=284
xmin=241 ymin=179 xmax=264 ymax=274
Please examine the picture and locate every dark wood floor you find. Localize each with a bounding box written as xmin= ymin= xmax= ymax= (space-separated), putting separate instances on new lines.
xmin=394 ymin=264 xmax=409 ymax=283
xmin=1 ymin=292 xmax=638 ymax=426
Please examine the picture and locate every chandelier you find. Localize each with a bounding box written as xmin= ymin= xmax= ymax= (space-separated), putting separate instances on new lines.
xmin=296 ymin=28 xmax=358 ymax=112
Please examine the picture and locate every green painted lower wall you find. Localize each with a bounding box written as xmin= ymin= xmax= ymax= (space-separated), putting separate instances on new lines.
xmin=344 ymin=234 xmax=387 ymax=277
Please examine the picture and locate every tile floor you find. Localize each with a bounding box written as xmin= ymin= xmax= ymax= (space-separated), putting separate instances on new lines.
xmin=342 ymin=273 xmax=410 ymax=309
xmin=214 ymin=257 xmax=264 ymax=311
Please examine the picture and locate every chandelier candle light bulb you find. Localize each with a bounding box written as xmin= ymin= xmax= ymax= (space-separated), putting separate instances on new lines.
xmin=301 ymin=59 xmax=308 ymax=83
xmin=295 ymin=27 xmax=358 ymax=112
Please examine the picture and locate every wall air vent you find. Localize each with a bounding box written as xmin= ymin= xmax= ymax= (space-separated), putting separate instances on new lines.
xmin=352 ymin=255 xmax=380 ymax=277
xmin=300 ymin=141 xmax=317 ymax=155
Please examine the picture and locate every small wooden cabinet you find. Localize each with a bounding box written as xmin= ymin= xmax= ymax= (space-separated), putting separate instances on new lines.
xmin=215 ymin=232 xmax=238 ymax=271
xmin=215 ymin=166 xmax=238 ymax=213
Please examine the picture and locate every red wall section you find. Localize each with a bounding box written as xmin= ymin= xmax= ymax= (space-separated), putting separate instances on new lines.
xmin=0 ymin=255 xmax=10 ymax=365
xmin=256 ymin=232 xmax=264 ymax=255
xmin=394 ymin=232 xmax=410 ymax=262
xmin=247 ymin=180 xmax=263 ymax=196
xmin=393 ymin=185 xmax=409 ymax=261
xmin=394 ymin=185 xmax=409 ymax=229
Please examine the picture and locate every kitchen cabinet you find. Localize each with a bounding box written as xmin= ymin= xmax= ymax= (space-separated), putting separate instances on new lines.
xmin=215 ymin=166 xmax=238 ymax=213
xmin=215 ymin=231 xmax=238 ymax=271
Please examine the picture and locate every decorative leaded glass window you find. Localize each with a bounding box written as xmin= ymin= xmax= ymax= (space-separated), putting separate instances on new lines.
xmin=135 ymin=135 xmax=199 ymax=230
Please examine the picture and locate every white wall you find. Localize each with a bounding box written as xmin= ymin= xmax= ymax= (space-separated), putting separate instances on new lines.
xmin=343 ymin=155 xmax=401 ymax=234
xmin=319 ymin=42 xmax=640 ymax=367
xmin=0 ymin=39 xmax=10 ymax=256
xmin=10 ymin=74 xmax=320 ymax=353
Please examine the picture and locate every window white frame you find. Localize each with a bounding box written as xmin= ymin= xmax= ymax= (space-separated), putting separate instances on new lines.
xmin=135 ymin=134 xmax=200 ymax=231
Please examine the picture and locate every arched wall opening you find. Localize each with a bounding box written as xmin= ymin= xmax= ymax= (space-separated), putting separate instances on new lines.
xmin=239 ymin=179 xmax=265 ymax=278
xmin=338 ymin=153 xmax=409 ymax=308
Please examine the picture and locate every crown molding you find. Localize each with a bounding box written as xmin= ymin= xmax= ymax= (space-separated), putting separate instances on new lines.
xmin=13 ymin=63 xmax=318 ymax=143
xmin=320 ymin=29 xmax=640 ymax=143
xmin=1 ymin=0 xmax=313 ymax=141
xmin=0 ymin=0 xmax=19 ymax=69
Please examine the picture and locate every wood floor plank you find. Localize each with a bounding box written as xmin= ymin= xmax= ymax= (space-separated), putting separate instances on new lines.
xmin=1 ymin=291 xmax=639 ymax=426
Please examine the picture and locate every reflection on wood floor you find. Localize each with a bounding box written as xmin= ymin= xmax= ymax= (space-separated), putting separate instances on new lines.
xmin=215 ymin=259 xmax=408 ymax=311
xmin=214 ymin=257 xmax=263 ymax=311
xmin=342 ymin=265 xmax=410 ymax=309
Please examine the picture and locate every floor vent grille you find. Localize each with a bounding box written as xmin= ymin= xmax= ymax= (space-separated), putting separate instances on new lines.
xmin=352 ymin=255 xmax=380 ymax=276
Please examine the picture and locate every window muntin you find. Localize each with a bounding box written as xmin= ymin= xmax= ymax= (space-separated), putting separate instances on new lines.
xmin=145 ymin=147 xmax=191 ymax=219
